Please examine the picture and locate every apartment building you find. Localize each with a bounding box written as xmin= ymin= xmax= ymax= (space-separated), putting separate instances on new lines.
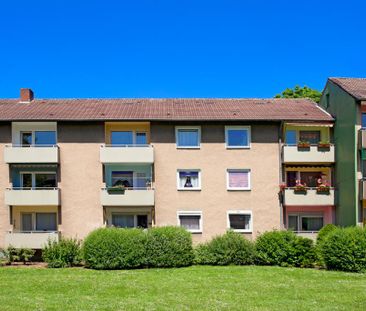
xmin=0 ymin=89 xmax=334 ymax=249
xmin=319 ymin=77 xmax=366 ymax=226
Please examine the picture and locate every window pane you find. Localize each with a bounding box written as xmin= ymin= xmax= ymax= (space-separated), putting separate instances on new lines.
xmin=35 ymin=174 xmax=57 ymax=188
xmin=22 ymin=174 xmax=32 ymax=188
xmin=177 ymin=129 xmax=199 ymax=147
xmin=288 ymin=215 xmax=299 ymax=231
xmin=285 ymin=130 xmax=296 ymax=145
xmin=112 ymin=214 xmax=134 ymax=228
xmin=179 ymin=215 xmax=200 ymax=230
xmin=111 ymin=171 xmax=133 ymax=188
xmin=228 ymin=171 xmax=249 ymax=188
xmin=36 ymin=213 xmax=57 ymax=231
xmin=229 ymin=214 xmax=250 ymax=230
xmin=299 ymin=131 xmax=321 ymax=144
xmin=22 ymin=214 xmax=33 ymax=231
xmin=301 ymin=217 xmax=323 ymax=231
xmin=136 ymin=133 xmax=147 ymax=145
xmin=286 ymin=171 xmax=297 ymax=187
xmin=21 ymin=132 xmax=32 ymax=146
xmin=111 ymin=131 xmax=133 ymax=145
xmin=362 ymin=113 xmax=366 ymax=128
xmin=179 ymin=171 xmax=199 ymax=188
xmin=227 ymin=129 xmax=248 ymax=147
xmin=35 ymin=131 xmax=56 ymax=146
xmin=300 ymin=172 xmax=322 ymax=187
xmin=137 ymin=215 xmax=148 ymax=228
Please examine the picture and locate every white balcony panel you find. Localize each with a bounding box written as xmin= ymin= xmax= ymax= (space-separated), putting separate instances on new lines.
xmin=284 ymin=189 xmax=335 ymax=206
xmin=5 ymin=231 xmax=59 ymax=249
xmin=5 ymin=189 xmax=60 ymax=206
xmin=283 ymin=145 xmax=335 ymax=163
xmin=101 ymin=189 xmax=155 ymax=206
xmin=361 ymin=130 xmax=366 ymax=148
xmin=4 ymin=146 xmax=59 ymax=163
xmin=100 ymin=146 xmax=154 ymax=163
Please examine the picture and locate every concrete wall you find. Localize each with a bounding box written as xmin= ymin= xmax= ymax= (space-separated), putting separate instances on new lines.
xmin=151 ymin=122 xmax=281 ymax=242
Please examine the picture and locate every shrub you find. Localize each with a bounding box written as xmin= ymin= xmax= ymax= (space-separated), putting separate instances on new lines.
xmin=0 ymin=246 xmax=35 ymax=265
xmin=43 ymin=238 xmax=82 ymax=268
xmin=83 ymin=228 xmax=147 ymax=270
xmin=320 ymin=226 xmax=366 ymax=272
xmin=145 ymin=226 xmax=194 ymax=268
xmin=255 ymin=230 xmax=316 ymax=267
xmin=317 ymin=224 xmax=337 ymax=245
xmin=194 ymin=231 xmax=255 ymax=265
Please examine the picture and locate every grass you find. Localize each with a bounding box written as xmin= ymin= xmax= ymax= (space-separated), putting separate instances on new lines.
xmin=0 ymin=266 xmax=365 ymax=310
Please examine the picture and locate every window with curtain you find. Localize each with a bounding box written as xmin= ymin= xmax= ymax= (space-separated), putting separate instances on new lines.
xmin=111 ymin=131 xmax=133 ymax=146
xmin=111 ymin=171 xmax=133 ymax=188
xmin=176 ymin=128 xmax=200 ymax=147
xmin=21 ymin=132 xmax=32 ymax=146
xmin=35 ymin=173 xmax=57 ymax=188
xmin=299 ymin=131 xmax=321 ymax=144
xmin=285 ymin=130 xmax=297 ymax=145
xmin=35 ymin=131 xmax=56 ymax=146
xmin=227 ymin=170 xmax=250 ymax=190
xmin=288 ymin=215 xmax=299 ymax=231
xmin=36 ymin=213 xmax=57 ymax=231
xmin=300 ymin=171 xmax=322 ymax=187
xmin=179 ymin=214 xmax=201 ymax=232
xmin=301 ymin=216 xmax=323 ymax=231
xmin=178 ymin=171 xmax=200 ymax=189
xmin=226 ymin=127 xmax=250 ymax=147
xmin=112 ymin=214 xmax=135 ymax=228
xmin=21 ymin=213 xmax=33 ymax=231
xmin=228 ymin=214 xmax=251 ymax=231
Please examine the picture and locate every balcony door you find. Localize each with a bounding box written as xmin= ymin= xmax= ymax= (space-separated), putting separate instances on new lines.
xmin=21 ymin=213 xmax=33 ymax=231
xmin=21 ymin=172 xmax=57 ymax=189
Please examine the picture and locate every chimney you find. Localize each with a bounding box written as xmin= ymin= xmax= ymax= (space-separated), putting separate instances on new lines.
xmin=20 ymin=88 xmax=34 ymax=102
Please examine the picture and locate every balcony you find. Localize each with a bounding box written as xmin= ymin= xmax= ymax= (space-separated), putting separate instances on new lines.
xmin=282 ymin=145 xmax=335 ymax=163
xmin=5 ymin=188 xmax=60 ymax=206
xmin=4 ymin=145 xmax=59 ymax=163
xmin=100 ymin=144 xmax=154 ymax=164
xmin=101 ymin=188 xmax=155 ymax=206
xmin=283 ymin=188 xmax=335 ymax=206
xmin=5 ymin=231 xmax=59 ymax=249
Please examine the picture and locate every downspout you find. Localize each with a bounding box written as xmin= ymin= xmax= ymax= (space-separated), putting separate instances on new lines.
xmin=279 ymin=121 xmax=284 ymax=229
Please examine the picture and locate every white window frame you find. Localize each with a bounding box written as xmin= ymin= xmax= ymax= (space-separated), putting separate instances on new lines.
xmin=226 ymin=169 xmax=251 ymax=191
xmin=20 ymin=212 xmax=58 ymax=232
xmin=288 ymin=213 xmax=324 ymax=232
xmin=177 ymin=211 xmax=203 ymax=233
xmin=110 ymin=131 xmax=148 ymax=146
xmin=20 ymin=171 xmax=57 ymax=188
xmin=225 ymin=126 xmax=251 ymax=149
xmin=227 ymin=210 xmax=253 ymax=233
xmin=177 ymin=169 xmax=201 ymax=191
xmin=20 ymin=130 xmax=57 ymax=146
xmin=175 ymin=126 xmax=201 ymax=149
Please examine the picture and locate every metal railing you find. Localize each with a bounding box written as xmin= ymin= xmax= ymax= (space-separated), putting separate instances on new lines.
xmin=7 ymin=230 xmax=59 ymax=234
xmin=6 ymin=187 xmax=59 ymax=191
xmin=5 ymin=144 xmax=58 ymax=148
xmin=284 ymin=187 xmax=335 ymax=190
xmin=101 ymin=144 xmax=152 ymax=148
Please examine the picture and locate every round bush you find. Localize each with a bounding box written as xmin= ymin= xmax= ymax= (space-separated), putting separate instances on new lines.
xmin=321 ymin=226 xmax=366 ymax=272
xmin=145 ymin=226 xmax=194 ymax=268
xmin=42 ymin=238 xmax=82 ymax=268
xmin=316 ymin=224 xmax=337 ymax=245
xmin=194 ymin=231 xmax=255 ymax=265
xmin=83 ymin=228 xmax=147 ymax=270
xmin=255 ymin=230 xmax=316 ymax=267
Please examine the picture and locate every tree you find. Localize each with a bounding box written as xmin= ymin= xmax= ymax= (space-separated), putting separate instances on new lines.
xmin=275 ymin=85 xmax=322 ymax=103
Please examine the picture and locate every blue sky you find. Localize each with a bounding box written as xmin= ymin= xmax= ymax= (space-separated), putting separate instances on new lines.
xmin=1 ymin=0 xmax=365 ymax=98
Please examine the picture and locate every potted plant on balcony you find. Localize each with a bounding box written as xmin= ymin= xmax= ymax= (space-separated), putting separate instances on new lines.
xmin=297 ymin=140 xmax=311 ymax=149
xmin=318 ymin=140 xmax=331 ymax=150
xmin=294 ymin=180 xmax=308 ymax=194
xmin=316 ymin=183 xmax=331 ymax=194
xmin=107 ymin=185 xmax=125 ymax=194
xmin=279 ymin=183 xmax=286 ymax=192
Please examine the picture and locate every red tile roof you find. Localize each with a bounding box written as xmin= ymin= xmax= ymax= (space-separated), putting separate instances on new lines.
xmin=329 ymin=77 xmax=366 ymax=100
xmin=0 ymin=98 xmax=333 ymax=122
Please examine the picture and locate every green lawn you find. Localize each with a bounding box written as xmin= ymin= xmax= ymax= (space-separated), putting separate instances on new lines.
xmin=0 ymin=266 xmax=365 ymax=311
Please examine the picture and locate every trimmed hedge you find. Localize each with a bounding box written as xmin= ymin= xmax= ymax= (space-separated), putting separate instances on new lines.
xmin=83 ymin=228 xmax=147 ymax=270
xmin=145 ymin=226 xmax=194 ymax=268
xmin=194 ymin=231 xmax=255 ymax=265
xmin=316 ymin=224 xmax=337 ymax=245
xmin=42 ymin=238 xmax=82 ymax=268
xmin=255 ymin=230 xmax=317 ymax=268
xmin=320 ymin=226 xmax=366 ymax=272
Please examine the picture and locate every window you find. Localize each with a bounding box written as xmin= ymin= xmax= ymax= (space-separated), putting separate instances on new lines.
xmin=176 ymin=127 xmax=200 ymax=148
xmin=362 ymin=113 xmax=366 ymax=128
xmin=136 ymin=132 xmax=147 ymax=145
xmin=111 ymin=131 xmax=133 ymax=146
xmin=178 ymin=212 xmax=202 ymax=233
xmin=288 ymin=214 xmax=324 ymax=232
xmin=177 ymin=170 xmax=201 ymax=190
xmin=21 ymin=213 xmax=33 ymax=231
xmin=20 ymin=131 xmax=56 ymax=146
xmin=21 ymin=213 xmax=57 ymax=232
xmin=21 ymin=172 xmax=57 ymax=189
xmin=299 ymin=131 xmax=321 ymax=144
xmin=227 ymin=169 xmax=250 ymax=190
xmin=111 ymin=171 xmax=134 ymax=188
xmin=21 ymin=132 xmax=32 ymax=146
xmin=225 ymin=126 xmax=250 ymax=148
xmin=227 ymin=211 xmax=252 ymax=233
xmin=111 ymin=214 xmax=148 ymax=228
xmin=285 ymin=130 xmax=297 ymax=145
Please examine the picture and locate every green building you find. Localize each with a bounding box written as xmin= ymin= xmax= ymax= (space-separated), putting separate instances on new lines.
xmin=319 ymin=77 xmax=366 ymax=226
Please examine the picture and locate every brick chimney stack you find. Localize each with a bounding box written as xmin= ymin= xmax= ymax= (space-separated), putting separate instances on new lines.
xmin=20 ymin=88 xmax=34 ymax=102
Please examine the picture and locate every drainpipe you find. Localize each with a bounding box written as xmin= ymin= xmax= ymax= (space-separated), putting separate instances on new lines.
xmin=279 ymin=121 xmax=284 ymax=229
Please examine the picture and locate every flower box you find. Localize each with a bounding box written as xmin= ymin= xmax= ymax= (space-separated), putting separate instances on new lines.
xmin=294 ymin=185 xmax=308 ymax=194
xmin=297 ymin=141 xmax=311 ymax=149
xmin=107 ymin=186 xmax=125 ymax=194
xmin=317 ymin=142 xmax=331 ymax=149
xmin=316 ymin=185 xmax=331 ymax=194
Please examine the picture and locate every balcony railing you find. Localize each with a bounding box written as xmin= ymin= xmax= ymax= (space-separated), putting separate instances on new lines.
xmin=5 ymin=231 xmax=59 ymax=249
xmin=282 ymin=144 xmax=335 ymax=163
xmin=100 ymin=144 xmax=154 ymax=163
xmin=5 ymin=187 xmax=60 ymax=206
xmin=283 ymin=187 xmax=335 ymax=206
xmin=4 ymin=144 xmax=59 ymax=163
